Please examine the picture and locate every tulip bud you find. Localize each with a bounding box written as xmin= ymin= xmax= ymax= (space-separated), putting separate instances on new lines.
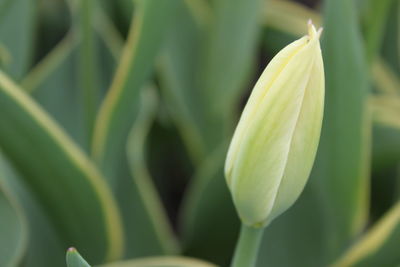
xmin=225 ymin=21 xmax=324 ymax=228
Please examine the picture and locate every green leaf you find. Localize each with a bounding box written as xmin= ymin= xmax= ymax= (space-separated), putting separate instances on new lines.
xmin=180 ymin=144 xmax=239 ymax=266
xmin=22 ymin=30 xmax=117 ymax=151
xmin=67 ymin=248 xmax=91 ymax=267
xmin=263 ymin=0 xmax=321 ymax=37
xmin=362 ymin=0 xmax=396 ymax=62
xmin=197 ymin=0 xmax=262 ymax=149
xmin=92 ymin=0 xmax=178 ymax=178
xmin=0 ymin=71 xmax=123 ymax=264
xmin=183 ymin=0 xmax=211 ymax=26
xmin=74 ymin=0 xmax=101 ymax=144
xmin=126 ymin=87 xmax=179 ymax=254
xmin=381 ymin=0 xmax=400 ymax=74
xmin=0 ymin=151 xmax=65 ymax=267
xmin=332 ymin=202 xmax=400 ymax=267
xmin=23 ymin=33 xmax=87 ymax=148
xmin=21 ymin=32 xmax=77 ymax=93
xmin=166 ymin=0 xmax=263 ymax=261
xmin=256 ymin=183 xmax=326 ymax=267
xmin=0 ymin=178 xmax=27 ymax=267
xmin=92 ymin=4 xmax=123 ymax=60
xmin=160 ymin=0 xmax=262 ymax=163
xmin=99 ymin=256 xmax=218 ymax=267
xmin=90 ymin=0 xmax=179 ymax=256
xmin=313 ymin=0 xmax=371 ymax=260
xmin=369 ymin=96 xmax=400 ymax=215
xmin=0 ymin=0 xmax=35 ymax=80
xmin=371 ymin=95 xmax=400 ymax=171
xmin=113 ymin=0 xmax=134 ymax=28
xmin=158 ymin=0 xmax=206 ymax=163
xmin=372 ymin=59 xmax=400 ymax=95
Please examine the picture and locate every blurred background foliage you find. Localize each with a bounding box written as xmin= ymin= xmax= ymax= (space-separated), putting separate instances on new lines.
xmin=0 ymin=0 xmax=399 ymax=266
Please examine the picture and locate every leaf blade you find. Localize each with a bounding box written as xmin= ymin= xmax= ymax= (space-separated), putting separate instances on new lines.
xmin=0 ymin=179 xmax=27 ymax=267
xmin=313 ymin=0 xmax=371 ymax=260
xmin=67 ymin=248 xmax=91 ymax=267
xmin=0 ymin=71 xmax=123 ymax=263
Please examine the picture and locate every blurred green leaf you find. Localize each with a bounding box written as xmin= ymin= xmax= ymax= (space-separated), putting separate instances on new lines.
xmin=332 ymin=202 xmax=400 ymax=267
xmin=372 ymin=124 xmax=400 ymax=173
xmin=167 ymin=1 xmax=263 ymax=263
xmin=21 ymin=32 xmax=77 ymax=93
xmin=183 ymin=0 xmax=211 ymax=26
xmin=0 ymin=178 xmax=27 ymax=267
xmin=100 ymin=256 xmax=218 ymax=267
xmin=113 ymin=0 xmax=134 ymax=28
xmin=370 ymin=96 xmax=400 ymax=212
xmin=92 ymin=0 xmax=178 ymax=178
xmin=263 ymin=0 xmax=321 ymax=37
xmin=362 ymin=0 xmax=395 ymax=62
xmin=372 ymin=59 xmax=400 ymax=95
xmin=160 ymin=0 xmax=262 ymax=163
xmin=126 ymin=87 xmax=179 ymax=254
xmin=67 ymin=248 xmax=91 ymax=267
xmin=0 ymin=71 xmax=123 ymax=264
xmin=313 ymin=0 xmax=370 ymax=261
xmin=93 ymin=4 xmax=123 ymax=60
xmin=0 ymin=0 xmax=35 ymax=80
xmin=22 ymin=33 xmax=87 ymax=147
xmin=74 ymin=0 xmax=101 ymax=143
xmin=256 ymin=182 xmax=326 ymax=267
xmin=90 ymin=0 xmax=179 ymax=257
xmin=197 ymin=0 xmax=262 ymax=149
xmin=180 ymin=144 xmax=239 ymax=266
xmin=22 ymin=30 xmax=116 ymax=150
xmin=0 ymin=151 xmax=65 ymax=267
xmin=371 ymin=96 xmax=400 ymax=171
xmin=381 ymin=0 xmax=400 ymax=74
xmin=158 ymin=0 xmax=206 ymax=163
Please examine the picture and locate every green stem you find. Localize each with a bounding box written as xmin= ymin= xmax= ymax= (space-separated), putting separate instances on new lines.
xmin=231 ymin=224 xmax=264 ymax=267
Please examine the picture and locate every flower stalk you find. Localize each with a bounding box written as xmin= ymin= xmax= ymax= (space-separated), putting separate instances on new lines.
xmin=231 ymin=225 xmax=264 ymax=267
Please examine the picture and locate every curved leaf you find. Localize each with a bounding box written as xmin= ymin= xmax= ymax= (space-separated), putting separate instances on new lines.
xmin=263 ymin=0 xmax=321 ymax=36
xmin=0 ymin=151 xmax=65 ymax=267
xmin=197 ymin=0 xmax=262 ymax=149
xmin=313 ymin=0 xmax=371 ymax=260
xmin=0 ymin=179 xmax=27 ymax=267
xmin=92 ymin=0 xmax=178 ymax=178
xmin=381 ymin=0 xmax=400 ymax=74
xmin=158 ymin=0 xmax=207 ymax=163
xmin=126 ymin=87 xmax=179 ymax=254
xmin=90 ymin=0 xmax=179 ymax=256
xmin=22 ymin=28 xmax=117 ymax=150
xmin=332 ymin=202 xmax=400 ymax=267
xmin=180 ymin=144 xmax=239 ymax=267
xmin=0 ymin=71 xmax=123 ymax=263
xmin=362 ymin=0 xmax=396 ymax=62
xmin=0 ymin=0 xmax=35 ymax=79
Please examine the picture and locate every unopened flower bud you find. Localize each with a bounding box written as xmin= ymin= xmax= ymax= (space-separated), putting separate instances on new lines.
xmin=225 ymin=22 xmax=324 ymax=227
